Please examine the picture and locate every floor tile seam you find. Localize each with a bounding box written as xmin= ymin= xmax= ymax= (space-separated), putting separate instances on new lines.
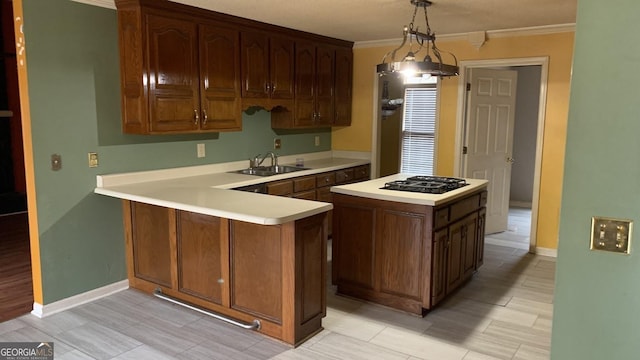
xmin=482 ymin=327 xmax=551 ymax=349
xmin=117 ymin=323 xmax=202 ymax=356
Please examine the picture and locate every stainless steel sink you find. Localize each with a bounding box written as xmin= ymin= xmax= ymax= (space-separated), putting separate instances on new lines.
xmin=230 ymin=165 xmax=309 ymax=177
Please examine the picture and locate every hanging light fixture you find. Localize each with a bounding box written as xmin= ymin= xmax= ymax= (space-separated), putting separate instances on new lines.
xmin=376 ymin=0 xmax=459 ymax=78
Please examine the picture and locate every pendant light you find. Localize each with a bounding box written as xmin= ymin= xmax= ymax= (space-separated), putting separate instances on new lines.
xmin=376 ymin=0 xmax=459 ymax=78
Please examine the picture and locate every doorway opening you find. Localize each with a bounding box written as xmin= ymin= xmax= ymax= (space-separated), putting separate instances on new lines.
xmin=454 ymin=57 xmax=548 ymax=253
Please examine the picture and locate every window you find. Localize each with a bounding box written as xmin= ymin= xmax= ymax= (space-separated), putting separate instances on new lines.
xmin=400 ymin=82 xmax=437 ymax=175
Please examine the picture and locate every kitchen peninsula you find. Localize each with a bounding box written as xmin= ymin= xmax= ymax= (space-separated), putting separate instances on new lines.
xmin=94 ymin=154 xmax=369 ymax=346
xmin=330 ymin=174 xmax=488 ymax=315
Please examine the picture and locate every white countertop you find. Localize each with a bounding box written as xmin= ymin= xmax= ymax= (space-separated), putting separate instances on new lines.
xmin=95 ymin=152 xmax=370 ymax=225
xmin=330 ymin=174 xmax=488 ymax=206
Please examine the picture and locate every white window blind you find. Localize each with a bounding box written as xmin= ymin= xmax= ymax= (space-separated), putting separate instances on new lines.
xmin=400 ymin=86 xmax=437 ymax=175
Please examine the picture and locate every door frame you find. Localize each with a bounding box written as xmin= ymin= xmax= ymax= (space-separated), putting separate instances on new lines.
xmin=453 ymin=57 xmax=549 ymax=252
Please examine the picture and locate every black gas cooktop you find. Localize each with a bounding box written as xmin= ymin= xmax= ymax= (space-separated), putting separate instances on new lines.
xmin=381 ymin=176 xmax=468 ymax=194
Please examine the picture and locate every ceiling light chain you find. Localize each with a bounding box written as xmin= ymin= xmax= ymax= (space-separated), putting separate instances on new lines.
xmin=377 ymin=0 xmax=459 ymax=78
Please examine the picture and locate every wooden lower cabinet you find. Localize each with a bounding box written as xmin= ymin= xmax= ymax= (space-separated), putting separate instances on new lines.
xmin=332 ymin=189 xmax=487 ymax=315
xmin=123 ymin=200 xmax=328 ymax=346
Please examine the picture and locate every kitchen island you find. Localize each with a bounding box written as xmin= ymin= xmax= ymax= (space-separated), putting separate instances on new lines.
xmin=94 ymin=153 xmax=369 ymax=346
xmin=330 ymin=174 xmax=488 ymax=315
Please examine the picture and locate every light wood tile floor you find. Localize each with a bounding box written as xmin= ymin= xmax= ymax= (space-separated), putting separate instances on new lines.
xmin=0 ymin=241 xmax=555 ymax=360
xmin=485 ymin=208 xmax=532 ymax=250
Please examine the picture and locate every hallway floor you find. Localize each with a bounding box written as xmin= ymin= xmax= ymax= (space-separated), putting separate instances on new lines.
xmin=0 ymin=239 xmax=555 ymax=360
xmin=485 ymin=208 xmax=532 ymax=250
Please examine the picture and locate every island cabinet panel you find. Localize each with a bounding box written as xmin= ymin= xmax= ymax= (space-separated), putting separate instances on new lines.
xmin=332 ymin=189 xmax=486 ymax=315
xmin=129 ymin=202 xmax=174 ymax=288
xmin=431 ymin=229 xmax=449 ymax=306
xmin=476 ymin=208 xmax=486 ymax=269
xmin=122 ymin=200 xmax=328 ymax=346
xmin=377 ymin=209 xmax=425 ymax=301
xmin=176 ymin=211 xmax=226 ymax=305
xmin=332 ymin=204 xmax=376 ymax=288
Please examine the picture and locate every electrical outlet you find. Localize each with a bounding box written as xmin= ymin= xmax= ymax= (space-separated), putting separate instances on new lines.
xmin=88 ymin=152 xmax=99 ymax=168
xmin=51 ymin=154 xmax=61 ymax=171
xmin=197 ymin=143 xmax=205 ymax=158
xmin=314 ymin=136 xmax=320 ymax=146
xmin=274 ymin=138 xmax=282 ymax=149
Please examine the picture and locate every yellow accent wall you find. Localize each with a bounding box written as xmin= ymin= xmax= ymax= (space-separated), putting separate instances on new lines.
xmin=333 ymin=32 xmax=575 ymax=249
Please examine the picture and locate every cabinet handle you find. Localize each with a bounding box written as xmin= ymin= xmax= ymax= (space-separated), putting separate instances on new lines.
xmin=271 ymin=82 xmax=276 ymax=92
xmin=194 ymin=109 xmax=199 ymax=125
xmin=202 ymin=110 xmax=208 ymax=125
xmin=264 ymin=83 xmax=270 ymax=94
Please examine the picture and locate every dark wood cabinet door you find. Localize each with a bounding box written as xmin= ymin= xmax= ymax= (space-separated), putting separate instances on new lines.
xmin=334 ymin=47 xmax=353 ymax=126
xmin=146 ymin=14 xmax=200 ymax=133
xmin=199 ymin=23 xmax=241 ymax=131
xmin=294 ymin=41 xmax=316 ymax=126
xmin=130 ymin=202 xmax=173 ymax=287
xmin=431 ymin=228 xmax=448 ymax=307
xmin=240 ymin=31 xmax=270 ymax=98
xmin=230 ymin=221 xmax=282 ymax=323
xmin=269 ymin=36 xmax=295 ymax=99
xmin=315 ymin=45 xmax=335 ymax=126
xmin=447 ymin=218 xmax=465 ymax=292
xmin=177 ymin=211 xmax=226 ymax=304
xmin=332 ymin=203 xmax=375 ymax=288
xmin=476 ymin=209 xmax=486 ymax=269
xmin=376 ymin=209 xmax=425 ymax=301
xmin=462 ymin=212 xmax=478 ymax=279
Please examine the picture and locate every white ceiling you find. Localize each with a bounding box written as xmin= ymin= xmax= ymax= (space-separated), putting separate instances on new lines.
xmin=83 ymin=0 xmax=577 ymax=43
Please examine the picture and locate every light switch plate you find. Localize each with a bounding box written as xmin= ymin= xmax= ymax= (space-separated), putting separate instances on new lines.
xmin=590 ymin=217 xmax=633 ymax=254
xmin=88 ymin=152 xmax=98 ymax=168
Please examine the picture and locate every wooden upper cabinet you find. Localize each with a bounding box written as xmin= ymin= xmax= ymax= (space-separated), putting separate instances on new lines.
xmin=199 ymin=23 xmax=242 ymax=131
xmin=240 ymin=31 xmax=294 ymax=103
xmin=274 ymin=42 xmax=337 ymax=129
xmin=334 ymin=47 xmax=353 ymax=126
xmin=116 ymin=0 xmax=353 ymax=134
xmin=146 ymin=14 xmax=200 ymax=133
xmin=116 ymin=4 xmax=241 ymax=134
xmin=315 ymin=44 xmax=335 ymax=127
xmin=292 ymin=41 xmax=316 ymax=127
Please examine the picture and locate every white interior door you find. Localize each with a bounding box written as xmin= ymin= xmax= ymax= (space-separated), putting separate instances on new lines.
xmin=464 ymin=68 xmax=518 ymax=234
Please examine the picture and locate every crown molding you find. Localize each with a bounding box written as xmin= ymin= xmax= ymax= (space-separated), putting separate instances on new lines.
xmin=70 ymin=0 xmax=115 ymax=10
xmin=354 ymin=23 xmax=576 ymax=49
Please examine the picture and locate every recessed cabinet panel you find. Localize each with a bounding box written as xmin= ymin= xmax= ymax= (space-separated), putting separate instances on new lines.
xmin=269 ymin=37 xmax=295 ymax=99
xmin=378 ymin=210 xmax=424 ymax=300
xmin=146 ymin=14 xmax=200 ymax=132
xmin=230 ymin=221 xmax=283 ymax=323
xmin=199 ymin=24 xmax=241 ymax=130
xmin=131 ymin=202 xmax=173 ymax=287
xmin=334 ymin=47 xmax=353 ymax=126
xmin=177 ymin=211 xmax=225 ymax=304
xmin=240 ymin=32 xmax=269 ymax=98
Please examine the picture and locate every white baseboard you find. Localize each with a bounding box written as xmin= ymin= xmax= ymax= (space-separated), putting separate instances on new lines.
xmin=31 ymin=280 xmax=129 ymax=318
xmin=535 ymin=247 xmax=558 ymax=257
xmin=485 ymin=238 xmax=558 ymax=258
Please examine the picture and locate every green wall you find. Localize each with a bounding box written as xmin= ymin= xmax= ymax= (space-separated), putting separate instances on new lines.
xmin=24 ymin=0 xmax=331 ymax=304
xmin=551 ymin=0 xmax=640 ymax=358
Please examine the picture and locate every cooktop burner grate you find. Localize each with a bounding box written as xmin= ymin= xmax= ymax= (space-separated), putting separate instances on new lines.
xmin=381 ymin=176 xmax=468 ymax=194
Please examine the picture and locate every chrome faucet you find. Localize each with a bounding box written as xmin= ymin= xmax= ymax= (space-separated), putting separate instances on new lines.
xmin=251 ymin=152 xmax=278 ymax=168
